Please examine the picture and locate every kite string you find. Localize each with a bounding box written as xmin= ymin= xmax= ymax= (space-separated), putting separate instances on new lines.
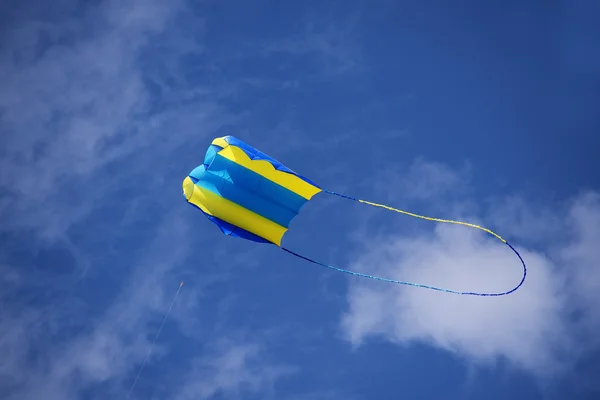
xmin=127 ymin=281 xmax=184 ymax=399
xmin=281 ymin=189 xmax=526 ymax=297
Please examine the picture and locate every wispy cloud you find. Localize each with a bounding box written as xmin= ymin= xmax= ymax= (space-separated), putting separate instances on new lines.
xmin=1 ymin=210 xmax=191 ymax=400
xmin=340 ymin=160 xmax=600 ymax=389
xmin=264 ymin=18 xmax=364 ymax=78
xmin=0 ymin=0 xmax=295 ymax=399
xmin=176 ymin=340 xmax=296 ymax=400
xmin=368 ymin=157 xmax=473 ymax=203
xmin=0 ymin=0 xmax=221 ymax=240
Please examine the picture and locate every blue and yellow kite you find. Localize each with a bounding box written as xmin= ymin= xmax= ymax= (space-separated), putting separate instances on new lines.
xmin=183 ymin=136 xmax=527 ymax=296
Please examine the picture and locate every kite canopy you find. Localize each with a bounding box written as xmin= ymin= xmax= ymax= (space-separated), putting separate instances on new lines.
xmin=183 ymin=136 xmax=322 ymax=246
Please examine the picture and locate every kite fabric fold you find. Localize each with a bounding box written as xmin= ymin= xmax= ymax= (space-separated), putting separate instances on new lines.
xmin=182 ymin=135 xmax=527 ymax=297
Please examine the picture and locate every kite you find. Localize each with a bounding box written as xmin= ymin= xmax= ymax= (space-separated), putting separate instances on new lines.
xmin=182 ymin=135 xmax=527 ymax=296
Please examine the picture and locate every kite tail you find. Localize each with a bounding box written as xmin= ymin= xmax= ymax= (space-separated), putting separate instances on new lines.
xmin=281 ymin=189 xmax=527 ymax=297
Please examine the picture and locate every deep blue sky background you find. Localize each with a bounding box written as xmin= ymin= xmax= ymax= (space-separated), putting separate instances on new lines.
xmin=1 ymin=1 xmax=599 ymax=399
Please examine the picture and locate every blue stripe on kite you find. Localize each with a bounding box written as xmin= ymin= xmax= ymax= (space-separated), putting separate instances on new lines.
xmin=189 ymin=141 xmax=225 ymax=181
xmin=222 ymin=135 xmax=321 ymax=189
xmin=197 ymin=154 xmax=307 ymax=227
xmin=204 ymin=144 xmax=221 ymax=166
xmin=189 ymin=164 xmax=206 ymax=181
xmin=195 ymin=177 xmax=300 ymax=228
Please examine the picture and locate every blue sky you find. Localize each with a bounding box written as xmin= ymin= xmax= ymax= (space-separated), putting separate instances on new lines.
xmin=1 ymin=0 xmax=599 ymax=399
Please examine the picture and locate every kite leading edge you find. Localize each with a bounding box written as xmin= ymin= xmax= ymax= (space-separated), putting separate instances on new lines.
xmin=182 ymin=135 xmax=527 ymax=296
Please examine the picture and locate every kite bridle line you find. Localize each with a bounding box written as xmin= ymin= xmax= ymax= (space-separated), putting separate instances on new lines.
xmin=281 ymin=189 xmax=527 ymax=297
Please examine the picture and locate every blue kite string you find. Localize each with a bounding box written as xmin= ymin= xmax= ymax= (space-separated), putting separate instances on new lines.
xmin=281 ymin=189 xmax=527 ymax=297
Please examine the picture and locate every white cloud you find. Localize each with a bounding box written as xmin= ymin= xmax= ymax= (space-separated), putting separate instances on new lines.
xmin=486 ymin=194 xmax=567 ymax=244
xmin=0 ymin=209 xmax=294 ymax=400
xmin=561 ymin=192 xmax=600 ymax=344
xmin=0 ymin=0 xmax=220 ymax=241
xmin=401 ymin=157 xmax=472 ymax=200
xmin=0 ymin=0 xmax=335 ymax=398
xmin=340 ymin=161 xmax=600 ymax=383
xmin=366 ymin=158 xmax=472 ymax=208
xmin=0 ymin=1 xmax=283 ymax=399
xmin=0 ymin=0 xmax=179 ymax=185
xmin=262 ymin=14 xmax=363 ymax=79
xmin=0 ymin=211 xmax=191 ymax=400
xmin=176 ymin=341 xmax=296 ymax=400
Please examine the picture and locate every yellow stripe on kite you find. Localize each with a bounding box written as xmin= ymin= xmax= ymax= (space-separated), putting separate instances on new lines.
xmin=185 ymin=177 xmax=287 ymax=245
xmin=217 ymin=145 xmax=322 ymax=200
xmin=211 ymin=137 xmax=229 ymax=149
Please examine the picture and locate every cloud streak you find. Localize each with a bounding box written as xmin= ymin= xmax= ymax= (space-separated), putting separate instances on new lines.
xmin=176 ymin=340 xmax=296 ymax=400
xmin=0 ymin=210 xmax=191 ymax=399
xmin=0 ymin=0 xmax=222 ymax=241
xmin=0 ymin=1 xmax=298 ymax=399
